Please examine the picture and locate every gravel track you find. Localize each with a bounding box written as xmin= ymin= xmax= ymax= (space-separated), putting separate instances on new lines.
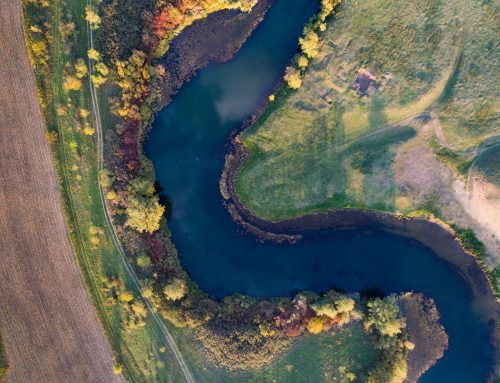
xmin=0 ymin=2 xmax=122 ymax=382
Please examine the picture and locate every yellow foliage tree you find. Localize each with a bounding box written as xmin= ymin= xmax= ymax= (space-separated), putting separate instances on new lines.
xmin=125 ymin=194 xmax=165 ymax=233
xmin=306 ymin=316 xmax=326 ymax=334
xmin=95 ymin=62 xmax=109 ymax=76
xmin=299 ymin=30 xmax=320 ymax=58
xmin=87 ymin=48 xmax=101 ymax=61
xmin=297 ymin=55 xmax=309 ymax=69
xmin=85 ymin=6 xmax=101 ymax=29
xmin=83 ymin=125 xmax=95 ymax=136
xmin=30 ymin=40 xmax=49 ymax=66
xmin=91 ymin=74 xmax=107 ymax=88
xmin=63 ymin=75 xmax=82 ymax=92
xmin=106 ymin=190 xmax=117 ymax=200
xmin=163 ymin=278 xmax=187 ymax=301
xmin=284 ymin=66 xmax=302 ymax=89
xmin=74 ymin=58 xmax=88 ymax=78
xmin=119 ymin=290 xmax=134 ymax=303
xmin=80 ymin=108 xmax=90 ymax=118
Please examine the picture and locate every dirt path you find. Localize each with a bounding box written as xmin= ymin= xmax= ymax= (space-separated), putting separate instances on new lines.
xmin=0 ymin=2 xmax=122 ymax=382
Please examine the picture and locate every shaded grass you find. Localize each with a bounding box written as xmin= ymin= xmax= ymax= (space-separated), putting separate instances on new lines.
xmin=474 ymin=146 xmax=500 ymax=186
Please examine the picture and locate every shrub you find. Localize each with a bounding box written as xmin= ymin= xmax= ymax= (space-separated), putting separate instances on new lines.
xmin=136 ymin=253 xmax=151 ymax=269
xmin=112 ymin=364 xmax=123 ymax=375
xmin=163 ymin=278 xmax=187 ymax=301
xmin=365 ymin=297 xmax=403 ymax=337
xmin=63 ymin=75 xmax=82 ymax=91
xmin=306 ymin=316 xmax=326 ymax=334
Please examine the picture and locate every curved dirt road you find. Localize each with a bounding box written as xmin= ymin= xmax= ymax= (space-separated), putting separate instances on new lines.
xmin=0 ymin=2 xmax=122 ymax=382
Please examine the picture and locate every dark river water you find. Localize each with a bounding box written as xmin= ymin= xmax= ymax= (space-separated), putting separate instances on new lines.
xmin=145 ymin=0 xmax=495 ymax=381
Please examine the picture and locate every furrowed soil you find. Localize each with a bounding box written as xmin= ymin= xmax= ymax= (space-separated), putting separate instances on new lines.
xmin=0 ymin=2 xmax=121 ymax=382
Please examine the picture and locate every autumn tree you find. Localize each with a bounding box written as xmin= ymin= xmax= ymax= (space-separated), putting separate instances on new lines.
xmin=83 ymin=124 xmax=95 ymax=136
xmin=74 ymin=58 xmax=88 ymax=78
xmin=297 ymin=55 xmax=309 ymax=69
xmin=163 ymin=278 xmax=187 ymax=301
xmin=85 ymin=5 xmax=101 ymax=29
xmin=125 ymin=177 xmax=165 ymax=233
xmin=87 ymin=48 xmax=101 ymax=61
xmin=306 ymin=316 xmax=326 ymax=334
xmin=284 ymin=66 xmax=302 ymax=89
xmin=320 ymin=0 xmax=341 ymax=21
xmin=63 ymin=75 xmax=82 ymax=92
xmin=125 ymin=194 xmax=164 ymax=233
xmin=299 ymin=30 xmax=320 ymax=58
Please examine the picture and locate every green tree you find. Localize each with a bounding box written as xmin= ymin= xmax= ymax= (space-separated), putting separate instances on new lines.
xmin=136 ymin=253 xmax=151 ymax=269
xmin=312 ymin=292 xmax=355 ymax=319
xmin=365 ymin=297 xmax=403 ymax=337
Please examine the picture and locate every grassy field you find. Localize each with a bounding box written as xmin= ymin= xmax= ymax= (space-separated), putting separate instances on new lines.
xmin=237 ymin=0 xmax=466 ymax=220
xmin=437 ymin=0 xmax=499 ymax=151
xmin=162 ymin=321 xmax=380 ymax=383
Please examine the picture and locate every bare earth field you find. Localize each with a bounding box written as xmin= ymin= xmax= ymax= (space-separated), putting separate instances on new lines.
xmin=0 ymin=2 xmax=122 ymax=382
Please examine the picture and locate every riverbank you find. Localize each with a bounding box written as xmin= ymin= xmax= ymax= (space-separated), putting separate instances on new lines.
xmin=398 ymin=293 xmax=448 ymax=383
xmin=154 ymin=0 xmax=275 ymax=113
xmin=220 ymin=91 xmax=499 ymax=380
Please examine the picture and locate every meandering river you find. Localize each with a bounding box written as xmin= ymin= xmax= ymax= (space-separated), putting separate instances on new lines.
xmin=145 ymin=0 xmax=495 ymax=381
